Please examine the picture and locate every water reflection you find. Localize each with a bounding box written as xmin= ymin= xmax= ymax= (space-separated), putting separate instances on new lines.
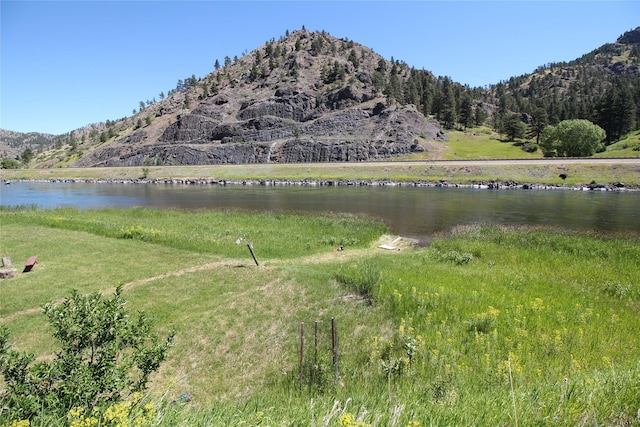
xmin=1 ymin=182 xmax=639 ymax=236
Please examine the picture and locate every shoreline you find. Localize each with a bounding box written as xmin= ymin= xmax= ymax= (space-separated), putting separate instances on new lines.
xmin=4 ymin=177 xmax=637 ymax=192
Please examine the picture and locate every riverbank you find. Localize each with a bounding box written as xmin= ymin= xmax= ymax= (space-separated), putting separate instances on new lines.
xmin=3 ymin=176 xmax=636 ymax=191
xmin=2 ymin=159 xmax=639 ymax=190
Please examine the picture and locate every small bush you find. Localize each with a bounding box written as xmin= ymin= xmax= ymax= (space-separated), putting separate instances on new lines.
xmin=433 ymin=249 xmax=474 ymax=265
xmin=0 ymin=286 xmax=174 ymax=420
xmin=1 ymin=158 xmax=20 ymax=169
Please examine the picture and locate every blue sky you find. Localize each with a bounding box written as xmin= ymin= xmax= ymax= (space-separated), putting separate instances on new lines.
xmin=1 ymin=1 xmax=638 ymax=135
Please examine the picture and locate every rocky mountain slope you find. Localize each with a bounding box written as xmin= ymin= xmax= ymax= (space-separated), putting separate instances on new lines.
xmin=0 ymin=129 xmax=56 ymax=161
xmin=74 ymin=30 xmax=446 ymax=167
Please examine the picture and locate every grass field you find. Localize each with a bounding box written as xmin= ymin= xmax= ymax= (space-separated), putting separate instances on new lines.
xmin=1 ymin=207 xmax=639 ymax=426
xmin=439 ymin=129 xmax=542 ymax=160
xmin=596 ymin=130 xmax=640 ymax=158
xmin=2 ymin=160 xmax=640 ymax=189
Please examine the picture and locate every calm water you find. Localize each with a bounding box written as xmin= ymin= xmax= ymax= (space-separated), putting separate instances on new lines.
xmin=1 ymin=182 xmax=639 ymax=237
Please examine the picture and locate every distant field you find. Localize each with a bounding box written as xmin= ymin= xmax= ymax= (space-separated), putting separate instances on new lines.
xmin=2 ymin=159 xmax=640 ymax=189
xmin=439 ymin=128 xmax=543 ymax=160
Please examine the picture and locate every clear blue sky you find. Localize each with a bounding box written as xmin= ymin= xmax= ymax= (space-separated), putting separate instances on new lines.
xmin=1 ymin=1 xmax=638 ymax=135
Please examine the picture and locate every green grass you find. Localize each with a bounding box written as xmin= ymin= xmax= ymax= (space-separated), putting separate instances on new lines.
xmin=1 ymin=209 xmax=639 ymax=426
xmin=596 ymin=130 xmax=640 ymax=157
xmin=0 ymin=207 xmax=386 ymax=260
xmin=3 ymin=161 xmax=639 ymax=188
xmin=440 ymin=128 xmax=543 ymax=160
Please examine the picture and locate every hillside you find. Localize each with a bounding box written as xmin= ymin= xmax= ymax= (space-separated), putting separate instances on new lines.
xmin=2 ymin=27 xmax=640 ymax=168
xmin=73 ymin=30 xmax=447 ymax=167
xmin=493 ymin=27 xmax=640 ymax=144
xmin=0 ymin=129 xmax=57 ymax=162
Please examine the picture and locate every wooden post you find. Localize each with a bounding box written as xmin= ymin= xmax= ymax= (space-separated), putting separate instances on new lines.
xmin=331 ymin=317 xmax=339 ymax=382
xmin=312 ymin=320 xmax=318 ymax=389
xmin=314 ymin=321 xmax=318 ymax=371
xmin=247 ymin=242 xmax=259 ymax=266
xmin=299 ymin=322 xmax=305 ymax=382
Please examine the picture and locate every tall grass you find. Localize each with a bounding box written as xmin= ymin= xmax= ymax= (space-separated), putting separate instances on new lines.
xmin=327 ymin=225 xmax=640 ymax=425
xmin=1 ymin=209 xmax=639 ymax=426
xmin=0 ymin=207 xmax=387 ymax=259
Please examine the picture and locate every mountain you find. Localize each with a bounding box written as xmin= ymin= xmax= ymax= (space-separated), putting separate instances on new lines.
xmin=2 ymin=27 xmax=640 ymax=167
xmin=74 ymin=29 xmax=447 ymax=167
xmin=491 ymin=27 xmax=640 ymax=143
xmin=0 ymin=129 xmax=57 ymax=162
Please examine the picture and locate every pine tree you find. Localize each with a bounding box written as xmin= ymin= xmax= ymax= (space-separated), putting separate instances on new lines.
xmin=384 ymin=73 xmax=402 ymax=103
xmin=472 ymin=105 xmax=486 ymax=126
xmin=596 ymin=83 xmax=636 ymax=143
xmin=528 ymin=107 xmax=548 ymax=144
xmin=440 ymin=79 xmax=457 ymax=129
xmin=503 ymin=114 xmax=527 ymax=141
xmin=348 ymin=49 xmax=359 ymax=68
xmin=459 ymin=94 xmax=473 ymax=130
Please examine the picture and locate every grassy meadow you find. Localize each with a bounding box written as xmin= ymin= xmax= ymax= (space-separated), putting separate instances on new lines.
xmin=1 ymin=207 xmax=639 ymax=426
xmin=596 ymin=130 xmax=640 ymax=158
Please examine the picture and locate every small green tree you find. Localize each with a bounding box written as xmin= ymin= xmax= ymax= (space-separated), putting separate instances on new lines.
xmin=19 ymin=148 xmax=34 ymax=165
xmin=0 ymin=286 xmax=174 ymax=420
xmin=348 ymin=49 xmax=359 ymax=68
xmin=1 ymin=158 xmax=20 ymax=169
xmin=528 ymin=107 xmax=548 ymax=144
xmin=458 ymin=94 xmax=473 ymax=130
xmin=474 ymin=106 xmax=487 ymax=127
xmin=502 ymin=114 xmax=527 ymax=141
xmin=540 ymin=119 xmax=606 ymax=157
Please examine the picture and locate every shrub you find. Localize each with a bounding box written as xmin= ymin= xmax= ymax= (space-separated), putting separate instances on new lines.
xmin=433 ymin=249 xmax=474 ymax=265
xmin=0 ymin=286 xmax=174 ymax=421
xmin=521 ymin=142 xmax=538 ymax=153
xmin=1 ymin=158 xmax=20 ymax=169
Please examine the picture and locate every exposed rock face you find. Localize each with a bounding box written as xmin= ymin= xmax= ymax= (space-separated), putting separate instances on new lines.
xmin=78 ymin=99 xmax=444 ymax=166
xmin=75 ymin=30 xmax=448 ymax=167
xmin=617 ymin=27 xmax=640 ymax=45
xmin=608 ymin=61 xmax=640 ymax=76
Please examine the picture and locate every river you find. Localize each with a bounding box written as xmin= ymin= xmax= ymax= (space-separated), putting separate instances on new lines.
xmin=1 ymin=181 xmax=639 ymax=237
